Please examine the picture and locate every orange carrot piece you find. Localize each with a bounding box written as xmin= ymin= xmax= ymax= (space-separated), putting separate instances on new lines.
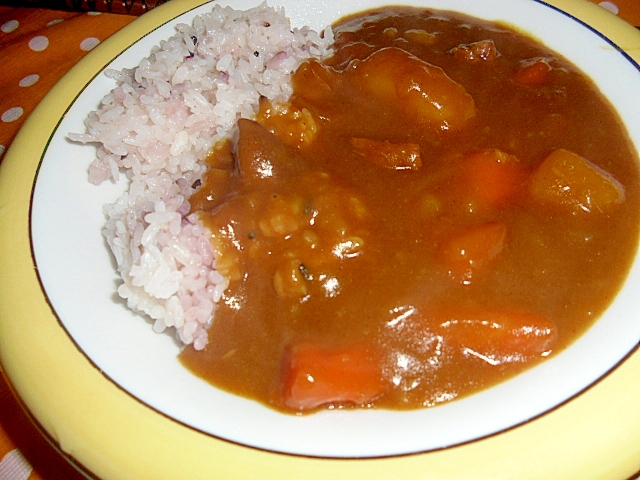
xmin=281 ymin=343 xmax=386 ymax=411
xmin=437 ymin=310 xmax=558 ymax=363
xmin=515 ymin=58 xmax=552 ymax=86
xmin=529 ymin=149 xmax=625 ymax=213
xmin=462 ymin=149 xmax=524 ymax=207
xmin=441 ymin=222 xmax=507 ymax=282
xmin=350 ymin=137 xmax=422 ymax=171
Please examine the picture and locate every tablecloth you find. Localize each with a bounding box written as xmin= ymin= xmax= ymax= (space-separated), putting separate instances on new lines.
xmin=0 ymin=1 xmax=639 ymax=478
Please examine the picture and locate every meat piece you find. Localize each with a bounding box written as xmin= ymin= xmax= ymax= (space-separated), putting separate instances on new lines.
xmin=450 ymin=39 xmax=498 ymax=63
xmin=236 ymin=118 xmax=306 ymax=186
xmin=350 ymin=137 xmax=422 ymax=171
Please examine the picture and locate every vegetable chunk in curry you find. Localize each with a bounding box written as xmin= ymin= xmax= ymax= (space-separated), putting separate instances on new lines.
xmin=182 ymin=7 xmax=640 ymax=413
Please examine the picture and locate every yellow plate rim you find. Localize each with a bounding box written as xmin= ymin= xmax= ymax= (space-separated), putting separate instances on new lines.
xmin=1 ymin=0 xmax=640 ymax=478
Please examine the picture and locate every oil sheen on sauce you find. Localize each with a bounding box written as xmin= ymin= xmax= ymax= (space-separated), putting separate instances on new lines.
xmin=181 ymin=7 xmax=640 ymax=413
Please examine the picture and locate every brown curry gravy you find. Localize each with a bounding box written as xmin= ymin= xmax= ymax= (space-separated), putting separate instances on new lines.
xmin=181 ymin=7 xmax=640 ymax=412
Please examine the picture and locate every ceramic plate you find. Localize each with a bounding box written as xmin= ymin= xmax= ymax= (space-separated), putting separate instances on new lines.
xmin=1 ymin=0 xmax=640 ymax=478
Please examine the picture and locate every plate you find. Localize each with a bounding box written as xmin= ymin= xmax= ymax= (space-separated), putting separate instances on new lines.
xmin=1 ymin=0 xmax=640 ymax=478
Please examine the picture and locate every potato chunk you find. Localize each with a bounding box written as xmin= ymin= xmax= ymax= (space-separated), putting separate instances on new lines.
xmin=351 ymin=47 xmax=476 ymax=131
xmin=256 ymin=97 xmax=318 ymax=149
xmin=529 ymin=149 xmax=625 ymax=213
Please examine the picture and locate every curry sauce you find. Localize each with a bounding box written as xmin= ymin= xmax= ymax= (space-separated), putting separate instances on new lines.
xmin=181 ymin=7 xmax=640 ymax=412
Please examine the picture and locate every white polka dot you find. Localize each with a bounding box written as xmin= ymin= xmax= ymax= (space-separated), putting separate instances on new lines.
xmin=87 ymin=11 xmax=102 ymax=16
xmin=28 ymin=36 xmax=49 ymax=52
xmin=19 ymin=74 xmax=40 ymax=87
xmin=2 ymin=107 xmax=24 ymax=123
xmin=0 ymin=145 xmax=5 ymax=157
xmin=46 ymin=19 xmax=64 ymax=27
xmin=1 ymin=19 xmax=19 ymax=33
xmin=598 ymin=1 xmax=620 ymax=15
xmin=80 ymin=37 xmax=100 ymax=51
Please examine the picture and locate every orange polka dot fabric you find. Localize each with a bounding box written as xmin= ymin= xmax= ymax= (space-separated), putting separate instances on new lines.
xmin=0 ymin=8 xmax=135 ymax=478
xmin=0 ymin=1 xmax=637 ymax=479
xmin=0 ymin=7 xmax=134 ymax=160
xmin=589 ymin=0 xmax=640 ymax=25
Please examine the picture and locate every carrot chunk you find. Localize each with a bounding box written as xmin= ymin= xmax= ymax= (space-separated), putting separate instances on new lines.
xmin=352 ymin=47 xmax=476 ymax=131
xmin=350 ymin=137 xmax=422 ymax=171
xmin=515 ymin=58 xmax=552 ymax=86
xmin=281 ymin=343 xmax=386 ymax=411
xmin=437 ymin=310 xmax=558 ymax=363
xmin=462 ymin=149 xmax=524 ymax=207
xmin=441 ymin=222 xmax=507 ymax=283
xmin=529 ymin=149 xmax=625 ymax=213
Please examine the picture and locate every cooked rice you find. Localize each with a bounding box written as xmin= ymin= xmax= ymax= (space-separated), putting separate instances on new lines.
xmin=69 ymin=2 xmax=333 ymax=350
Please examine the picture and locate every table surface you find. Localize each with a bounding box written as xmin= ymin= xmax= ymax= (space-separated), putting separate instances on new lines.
xmin=0 ymin=1 xmax=639 ymax=478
